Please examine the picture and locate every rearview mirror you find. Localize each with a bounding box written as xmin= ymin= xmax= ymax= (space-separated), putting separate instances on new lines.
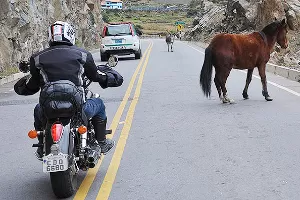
xmin=107 ymin=55 xmax=118 ymax=68
xmin=18 ymin=61 xmax=30 ymax=73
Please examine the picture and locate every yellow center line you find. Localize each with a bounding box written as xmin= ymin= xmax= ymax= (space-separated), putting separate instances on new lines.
xmin=73 ymin=42 xmax=153 ymax=200
xmin=95 ymin=43 xmax=153 ymax=200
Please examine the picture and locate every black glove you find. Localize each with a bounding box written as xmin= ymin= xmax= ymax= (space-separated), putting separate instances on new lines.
xmin=14 ymin=75 xmax=39 ymax=95
xmin=14 ymin=76 xmax=28 ymax=95
xmin=97 ymin=65 xmax=123 ymax=89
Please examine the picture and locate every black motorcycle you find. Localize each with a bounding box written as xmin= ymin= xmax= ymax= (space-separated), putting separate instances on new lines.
xmin=20 ymin=55 xmax=120 ymax=198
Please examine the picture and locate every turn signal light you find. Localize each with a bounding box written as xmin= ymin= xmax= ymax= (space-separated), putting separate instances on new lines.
xmin=28 ymin=130 xmax=38 ymax=139
xmin=78 ymin=125 xmax=87 ymax=134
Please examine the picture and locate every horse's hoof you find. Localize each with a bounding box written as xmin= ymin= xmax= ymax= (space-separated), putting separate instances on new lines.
xmin=265 ymin=96 xmax=273 ymax=101
xmin=222 ymin=98 xmax=234 ymax=104
xmin=242 ymin=92 xmax=249 ymax=99
xmin=222 ymin=98 xmax=228 ymax=103
xmin=229 ymin=99 xmax=235 ymax=104
xmin=222 ymin=98 xmax=229 ymax=103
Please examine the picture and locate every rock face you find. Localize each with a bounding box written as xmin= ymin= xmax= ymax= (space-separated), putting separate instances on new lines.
xmin=186 ymin=0 xmax=300 ymax=69
xmin=284 ymin=0 xmax=300 ymax=30
xmin=186 ymin=0 xmax=289 ymax=40
xmin=185 ymin=1 xmax=225 ymax=41
xmin=256 ymin=0 xmax=286 ymax=29
xmin=0 ymin=0 xmax=103 ymax=72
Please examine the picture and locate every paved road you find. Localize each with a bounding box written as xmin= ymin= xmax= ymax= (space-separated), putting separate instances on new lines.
xmin=1 ymin=39 xmax=300 ymax=200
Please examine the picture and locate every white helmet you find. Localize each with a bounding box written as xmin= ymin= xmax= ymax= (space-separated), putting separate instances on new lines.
xmin=48 ymin=21 xmax=75 ymax=46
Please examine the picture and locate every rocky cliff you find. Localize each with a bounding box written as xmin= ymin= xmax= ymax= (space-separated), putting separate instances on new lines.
xmin=186 ymin=0 xmax=300 ymax=69
xmin=0 ymin=0 xmax=103 ymax=72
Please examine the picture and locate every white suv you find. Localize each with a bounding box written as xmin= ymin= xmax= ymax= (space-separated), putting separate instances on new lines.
xmin=100 ymin=22 xmax=142 ymax=61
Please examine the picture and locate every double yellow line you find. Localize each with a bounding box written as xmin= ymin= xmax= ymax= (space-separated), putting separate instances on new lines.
xmin=74 ymin=42 xmax=153 ymax=200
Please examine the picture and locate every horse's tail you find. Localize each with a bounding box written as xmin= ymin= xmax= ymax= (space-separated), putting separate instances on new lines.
xmin=200 ymin=47 xmax=213 ymax=97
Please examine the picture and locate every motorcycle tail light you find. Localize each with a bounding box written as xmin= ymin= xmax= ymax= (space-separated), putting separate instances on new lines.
xmin=51 ymin=123 xmax=63 ymax=143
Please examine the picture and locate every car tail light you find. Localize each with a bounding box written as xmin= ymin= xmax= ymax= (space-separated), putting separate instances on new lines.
xmin=51 ymin=123 xmax=63 ymax=143
xmin=102 ymin=26 xmax=107 ymax=38
xmin=130 ymin=24 xmax=134 ymax=36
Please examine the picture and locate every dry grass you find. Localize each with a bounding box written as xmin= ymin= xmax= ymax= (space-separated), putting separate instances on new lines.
xmin=103 ymin=9 xmax=193 ymax=35
xmin=142 ymin=23 xmax=175 ymax=33
xmin=0 ymin=67 xmax=19 ymax=78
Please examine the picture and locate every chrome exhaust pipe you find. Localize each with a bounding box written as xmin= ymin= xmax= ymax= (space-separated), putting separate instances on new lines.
xmin=87 ymin=159 xmax=98 ymax=168
xmin=87 ymin=146 xmax=101 ymax=168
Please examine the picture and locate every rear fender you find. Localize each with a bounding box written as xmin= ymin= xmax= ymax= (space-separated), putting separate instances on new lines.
xmin=56 ymin=123 xmax=71 ymax=155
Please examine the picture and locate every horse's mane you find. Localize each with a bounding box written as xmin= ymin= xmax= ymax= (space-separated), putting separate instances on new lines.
xmin=262 ymin=21 xmax=281 ymax=36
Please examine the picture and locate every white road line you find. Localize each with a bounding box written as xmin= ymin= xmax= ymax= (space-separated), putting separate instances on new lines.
xmin=187 ymin=44 xmax=205 ymax=54
xmin=9 ymin=88 xmax=14 ymax=92
xmin=188 ymin=43 xmax=300 ymax=97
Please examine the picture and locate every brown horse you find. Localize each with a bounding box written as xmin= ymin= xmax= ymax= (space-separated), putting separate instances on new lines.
xmin=200 ymin=19 xmax=288 ymax=103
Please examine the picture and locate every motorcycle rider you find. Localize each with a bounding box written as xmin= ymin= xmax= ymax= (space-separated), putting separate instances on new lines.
xmin=14 ymin=21 xmax=116 ymax=160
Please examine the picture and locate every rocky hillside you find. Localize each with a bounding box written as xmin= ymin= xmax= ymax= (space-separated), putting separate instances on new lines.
xmin=186 ymin=0 xmax=300 ymax=69
xmin=152 ymin=0 xmax=192 ymax=3
xmin=0 ymin=0 xmax=103 ymax=73
xmin=126 ymin=0 xmax=192 ymax=4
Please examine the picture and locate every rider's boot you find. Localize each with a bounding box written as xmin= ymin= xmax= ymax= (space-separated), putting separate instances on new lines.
xmin=35 ymin=133 xmax=43 ymax=161
xmin=92 ymin=116 xmax=115 ymax=155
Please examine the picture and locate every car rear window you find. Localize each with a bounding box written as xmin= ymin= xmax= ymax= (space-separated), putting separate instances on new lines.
xmin=105 ymin=24 xmax=132 ymax=36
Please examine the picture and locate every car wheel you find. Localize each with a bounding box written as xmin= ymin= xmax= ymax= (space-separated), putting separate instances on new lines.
xmin=135 ymin=48 xmax=142 ymax=59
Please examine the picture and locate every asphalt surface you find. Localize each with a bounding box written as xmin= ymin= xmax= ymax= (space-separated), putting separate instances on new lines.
xmin=1 ymin=39 xmax=300 ymax=200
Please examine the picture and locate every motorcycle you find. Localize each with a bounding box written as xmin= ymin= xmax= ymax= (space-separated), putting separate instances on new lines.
xmin=19 ymin=55 xmax=120 ymax=198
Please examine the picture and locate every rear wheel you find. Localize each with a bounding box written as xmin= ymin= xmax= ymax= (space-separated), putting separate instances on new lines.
xmin=101 ymin=52 xmax=109 ymax=61
xmin=50 ymin=167 xmax=77 ymax=198
xmin=135 ymin=48 xmax=142 ymax=59
xmin=45 ymin=121 xmax=77 ymax=198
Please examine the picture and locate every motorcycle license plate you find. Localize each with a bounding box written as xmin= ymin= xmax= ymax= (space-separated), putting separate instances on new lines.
xmin=42 ymin=154 xmax=68 ymax=173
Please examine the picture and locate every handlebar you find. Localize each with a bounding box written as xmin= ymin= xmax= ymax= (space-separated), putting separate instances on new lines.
xmin=18 ymin=55 xmax=118 ymax=74
xmin=18 ymin=55 xmax=119 ymax=98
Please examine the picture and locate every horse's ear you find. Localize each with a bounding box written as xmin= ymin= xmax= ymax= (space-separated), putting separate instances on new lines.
xmin=274 ymin=17 xmax=277 ymax=21
xmin=281 ymin=18 xmax=286 ymax=24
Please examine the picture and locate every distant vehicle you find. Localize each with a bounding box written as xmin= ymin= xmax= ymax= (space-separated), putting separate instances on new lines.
xmin=100 ymin=22 xmax=142 ymax=61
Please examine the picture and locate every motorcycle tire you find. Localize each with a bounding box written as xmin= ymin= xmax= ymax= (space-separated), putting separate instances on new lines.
xmin=45 ymin=121 xmax=77 ymax=198
xmin=50 ymin=168 xmax=77 ymax=198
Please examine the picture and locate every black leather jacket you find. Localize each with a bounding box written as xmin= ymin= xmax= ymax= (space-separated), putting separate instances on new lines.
xmin=14 ymin=43 xmax=107 ymax=96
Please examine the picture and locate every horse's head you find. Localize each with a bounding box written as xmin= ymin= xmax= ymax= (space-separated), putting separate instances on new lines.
xmin=277 ymin=19 xmax=288 ymax=49
xmin=262 ymin=19 xmax=288 ymax=49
